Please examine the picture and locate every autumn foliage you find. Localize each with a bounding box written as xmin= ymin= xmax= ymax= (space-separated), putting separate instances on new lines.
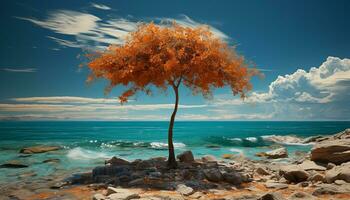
xmin=85 ymin=22 xmax=257 ymax=168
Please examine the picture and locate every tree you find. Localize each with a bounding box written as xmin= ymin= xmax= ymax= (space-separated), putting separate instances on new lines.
xmin=85 ymin=22 xmax=257 ymax=168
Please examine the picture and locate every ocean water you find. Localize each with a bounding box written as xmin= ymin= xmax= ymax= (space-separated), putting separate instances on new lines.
xmin=0 ymin=121 xmax=349 ymax=184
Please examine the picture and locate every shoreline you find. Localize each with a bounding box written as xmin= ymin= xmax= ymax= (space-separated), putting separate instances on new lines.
xmin=1 ymin=129 xmax=350 ymax=199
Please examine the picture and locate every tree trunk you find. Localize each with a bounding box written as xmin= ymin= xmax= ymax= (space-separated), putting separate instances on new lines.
xmin=167 ymin=84 xmax=179 ymax=168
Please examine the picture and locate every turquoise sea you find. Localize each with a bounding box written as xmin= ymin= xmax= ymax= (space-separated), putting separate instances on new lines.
xmin=0 ymin=121 xmax=349 ymax=184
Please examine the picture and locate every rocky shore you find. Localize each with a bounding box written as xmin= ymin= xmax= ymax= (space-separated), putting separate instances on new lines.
xmin=1 ymin=129 xmax=350 ymax=200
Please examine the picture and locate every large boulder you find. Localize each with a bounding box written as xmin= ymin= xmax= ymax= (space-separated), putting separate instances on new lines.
xmin=19 ymin=146 xmax=60 ymax=154
xmin=325 ymin=162 xmax=350 ymax=183
xmin=177 ymin=151 xmax=194 ymax=163
xmin=279 ymin=165 xmax=309 ymax=183
xmin=311 ymin=139 xmax=350 ymax=164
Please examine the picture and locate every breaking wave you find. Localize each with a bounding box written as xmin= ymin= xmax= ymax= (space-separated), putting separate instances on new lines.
xmin=67 ymin=147 xmax=110 ymax=160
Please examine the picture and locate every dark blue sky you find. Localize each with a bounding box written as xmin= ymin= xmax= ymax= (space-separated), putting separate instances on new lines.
xmin=0 ymin=0 xmax=349 ymax=120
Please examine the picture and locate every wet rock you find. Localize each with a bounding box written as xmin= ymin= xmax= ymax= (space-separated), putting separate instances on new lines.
xmin=288 ymin=192 xmax=316 ymax=200
xmin=176 ymin=184 xmax=194 ymax=196
xmin=43 ymin=158 xmax=60 ymax=163
xmin=257 ymin=148 xmax=288 ymax=159
xmin=19 ymin=146 xmax=60 ymax=154
xmin=106 ymin=156 xmax=130 ymax=166
xmin=222 ymin=154 xmax=234 ymax=159
xmin=177 ymin=151 xmax=194 ymax=163
xmin=264 ymin=182 xmax=288 ymax=189
xmin=325 ymin=161 xmax=350 ymax=183
xmin=258 ymin=192 xmax=286 ymax=200
xmin=298 ymin=160 xmax=326 ymax=171
xmin=311 ymin=139 xmax=350 ymax=164
xmin=201 ymin=155 xmax=217 ymax=162
xmin=203 ymin=168 xmax=222 ymax=182
xmin=279 ymin=165 xmax=309 ymax=183
xmin=0 ymin=160 xmax=28 ymax=168
xmin=93 ymin=193 xmax=106 ymax=200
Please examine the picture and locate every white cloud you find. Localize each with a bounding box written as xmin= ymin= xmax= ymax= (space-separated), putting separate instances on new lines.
xmin=16 ymin=11 xmax=100 ymax=35
xmin=90 ymin=3 xmax=111 ymax=10
xmin=47 ymin=36 xmax=81 ymax=48
xmin=17 ymin=10 xmax=229 ymax=49
xmin=250 ymin=56 xmax=350 ymax=104
xmin=1 ymin=68 xmax=37 ymax=73
xmin=12 ymin=96 xmax=122 ymax=104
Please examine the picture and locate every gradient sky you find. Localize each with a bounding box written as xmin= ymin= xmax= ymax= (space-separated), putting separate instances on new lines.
xmin=0 ymin=0 xmax=349 ymax=121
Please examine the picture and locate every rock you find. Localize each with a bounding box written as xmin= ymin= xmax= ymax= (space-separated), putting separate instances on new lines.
xmin=43 ymin=158 xmax=60 ymax=163
xmin=223 ymin=172 xmax=242 ymax=185
xmin=326 ymin=162 xmax=336 ymax=169
xmin=258 ymin=148 xmax=288 ymax=159
xmin=279 ymin=165 xmax=309 ymax=183
xmin=50 ymin=181 xmax=69 ymax=189
xmin=309 ymin=173 xmax=324 ymax=182
xmin=311 ymin=139 xmax=350 ymax=164
xmin=325 ymin=162 xmax=350 ymax=183
xmin=203 ymin=168 xmax=222 ymax=182
xmin=106 ymin=156 xmax=130 ymax=166
xmin=222 ymin=154 xmax=234 ymax=159
xmin=335 ymin=179 xmax=347 ymax=185
xmin=19 ymin=146 xmax=60 ymax=154
xmin=128 ymin=178 xmax=144 ymax=186
xmin=206 ymin=144 xmax=221 ymax=149
xmin=0 ymin=160 xmax=28 ymax=168
xmin=93 ymin=193 xmax=106 ymax=200
xmin=190 ymin=192 xmax=203 ymax=199
xmin=108 ymin=192 xmax=140 ymax=200
xmin=264 ymin=182 xmax=288 ymax=189
xmin=176 ymin=184 xmax=194 ymax=196
xmin=298 ymin=160 xmax=326 ymax=171
xmin=107 ymin=187 xmax=140 ymax=199
xmin=201 ymin=155 xmax=217 ymax=162
xmin=177 ymin=151 xmax=194 ymax=163
xmin=258 ymin=192 xmax=286 ymax=200
xmin=312 ymin=183 xmax=350 ymax=196
xmin=256 ymin=167 xmax=270 ymax=175
xmin=288 ymin=192 xmax=316 ymax=200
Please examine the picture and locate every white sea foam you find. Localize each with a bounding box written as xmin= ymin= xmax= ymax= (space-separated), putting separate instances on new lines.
xmin=245 ymin=137 xmax=258 ymax=142
xmin=228 ymin=138 xmax=242 ymax=142
xmin=67 ymin=147 xmax=109 ymax=160
xmin=261 ymin=135 xmax=312 ymax=146
xmin=229 ymin=148 xmax=244 ymax=154
xmin=150 ymin=142 xmax=186 ymax=149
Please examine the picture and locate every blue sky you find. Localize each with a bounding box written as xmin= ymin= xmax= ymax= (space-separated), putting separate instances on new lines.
xmin=0 ymin=0 xmax=349 ymax=120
